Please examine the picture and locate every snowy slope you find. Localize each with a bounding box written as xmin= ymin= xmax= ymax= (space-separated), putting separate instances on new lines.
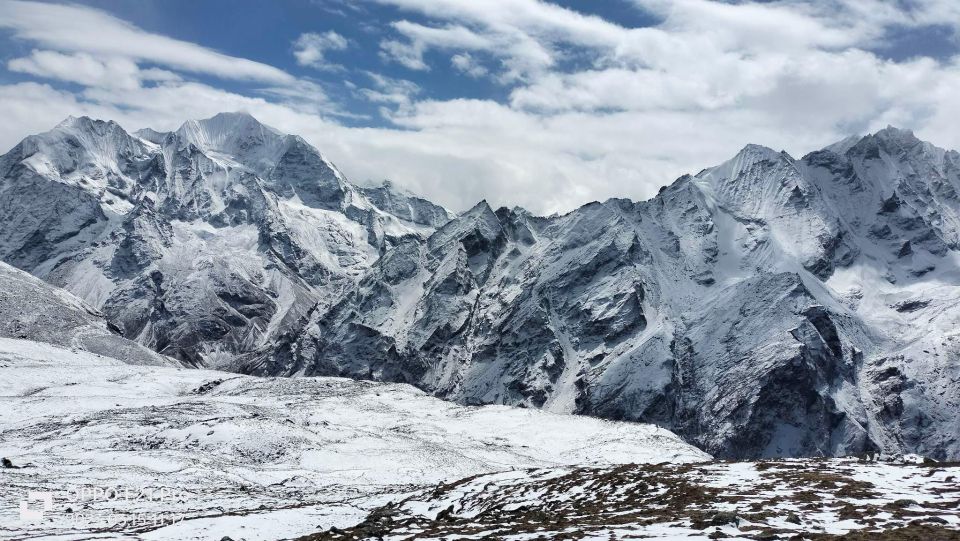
xmin=0 ymin=337 xmax=706 ymax=540
xmin=269 ymin=127 xmax=960 ymax=461
xmin=0 ymin=261 xmax=176 ymax=366
xmin=0 ymin=113 xmax=452 ymax=366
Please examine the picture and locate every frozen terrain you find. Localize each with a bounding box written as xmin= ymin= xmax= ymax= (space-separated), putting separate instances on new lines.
xmin=0 ymin=337 xmax=706 ymax=540
xmin=1 ymin=114 xmax=959 ymax=539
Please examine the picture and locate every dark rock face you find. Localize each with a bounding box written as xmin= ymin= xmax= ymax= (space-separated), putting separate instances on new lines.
xmin=268 ymin=136 xmax=347 ymax=210
xmin=259 ymin=129 xmax=960 ymax=461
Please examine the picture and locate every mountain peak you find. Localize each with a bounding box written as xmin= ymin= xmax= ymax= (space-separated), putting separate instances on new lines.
xmin=207 ymin=111 xmax=270 ymax=128
xmin=871 ymin=125 xmax=920 ymax=148
xmin=53 ymin=115 xmax=124 ymax=135
xmin=55 ymin=114 xmax=82 ymax=127
xmin=837 ymin=125 xmax=926 ymax=161
xmin=696 ymin=143 xmax=790 ymax=188
xmin=874 ymin=125 xmax=916 ymax=139
xmin=24 ymin=116 xmax=137 ymax=160
xmin=173 ymin=112 xmax=287 ymax=170
xmin=468 ymin=199 xmax=494 ymax=214
xmin=175 ymin=111 xmax=283 ymax=149
xmin=428 ymin=199 xmax=503 ymax=252
xmin=736 ymin=143 xmax=787 ymax=162
xmin=134 ymin=127 xmax=169 ymax=145
xmin=215 ymin=110 xmax=256 ymax=120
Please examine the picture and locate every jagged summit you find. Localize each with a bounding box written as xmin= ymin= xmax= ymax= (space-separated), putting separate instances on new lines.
xmin=427 ymin=199 xmax=503 ymax=254
xmin=175 ymin=111 xmax=283 ymax=149
xmin=171 ymin=111 xmax=289 ymax=174
xmin=0 ymin=112 xmax=453 ymax=366
xmin=816 ymin=126 xmax=926 ymax=160
xmin=54 ymin=115 xmax=117 ymax=130
xmin=39 ymin=114 xmax=135 ymax=146
xmin=133 ymin=126 xmax=168 ymax=145
xmin=256 ymin=124 xmax=960 ymax=461
xmin=738 ymin=142 xmax=784 ymax=159
xmin=357 ymin=179 xmax=456 ymax=227
xmin=694 ymin=143 xmax=795 ymax=195
xmin=873 ymin=124 xmax=919 ymax=143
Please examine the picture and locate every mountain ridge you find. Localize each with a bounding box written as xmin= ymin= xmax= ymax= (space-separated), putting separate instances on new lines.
xmin=252 ymin=120 xmax=959 ymax=460
xmin=0 ymin=112 xmax=451 ymax=366
xmin=1 ymin=113 xmax=958 ymax=460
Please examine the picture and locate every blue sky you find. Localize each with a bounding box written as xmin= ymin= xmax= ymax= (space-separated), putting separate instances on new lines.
xmin=0 ymin=0 xmax=661 ymax=127
xmin=1 ymin=0 xmax=959 ymax=213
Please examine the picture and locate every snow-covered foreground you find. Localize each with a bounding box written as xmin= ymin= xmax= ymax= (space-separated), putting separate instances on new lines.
xmin=0 ymin=337 xmax=707 ymax=540
xmin=2 ymin=337 xmax=956 ymax=541
xmin=319 ymin=458 xmax=960 ymax=540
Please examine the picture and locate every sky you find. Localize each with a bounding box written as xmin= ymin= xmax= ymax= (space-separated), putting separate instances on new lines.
xmin=1 ymin=0 xmax=960 ymax=214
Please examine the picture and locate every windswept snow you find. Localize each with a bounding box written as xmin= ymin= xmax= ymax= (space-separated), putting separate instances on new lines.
xmin=0 ymin=261 xmax=176 ymax=367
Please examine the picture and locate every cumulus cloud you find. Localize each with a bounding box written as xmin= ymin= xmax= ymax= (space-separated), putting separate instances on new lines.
xmin=451 ymin=52 xmax=488 ymax=77
xmin=0 ymin=0 xmax=341 ymax=136
xmin=379 ymin=22 xmax=497 ymax=71
xmin=0 ymin=0 xmax=293 ymax=83
xmin=292 ymin=31 xmax=348 ymax=69
xmin=1 ymin=0 xmax=960 ymax=215
xmin=357 ymin=0 xmax=960 ymax=212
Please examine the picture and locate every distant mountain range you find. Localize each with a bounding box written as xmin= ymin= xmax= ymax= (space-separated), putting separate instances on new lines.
xmin=2 ymin=113 xmax=957 ymax=460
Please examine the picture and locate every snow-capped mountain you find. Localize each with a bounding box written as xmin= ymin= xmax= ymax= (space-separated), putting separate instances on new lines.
xmin=0 ymin=113 xmax=451 ymax=366
xmin=2 ymin=114 xmax=958 ymax=461
xmin=258 ymin=126 xmax=960 ymax=460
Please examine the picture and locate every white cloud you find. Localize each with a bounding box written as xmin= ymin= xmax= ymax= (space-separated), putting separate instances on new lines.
xmin=451 ymin=52 xmax=488 ymax=77
xmin=359 ymin=72 xmax=420 ymax=107
xmin=379 ymin=39 xmax=430 ymax=70
xmin=377 ymin=7 xmax=572 ymax=81
xmin=8 ymin=50 xmax=180 ymax=91
xmin=0 ymin=0 xmax=341 ymax=121
xmin=0 ymin=0 xmax=293 ymax=83
xmin=292 ymin=31 xmax=348 ymax=69
xmin=379 ymin=22 xmax=498 ymax=71
xmin=2 ymin=0 xmax=960 ymax=216
xmin=350 ymin=0 xmax=960 ymax=214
